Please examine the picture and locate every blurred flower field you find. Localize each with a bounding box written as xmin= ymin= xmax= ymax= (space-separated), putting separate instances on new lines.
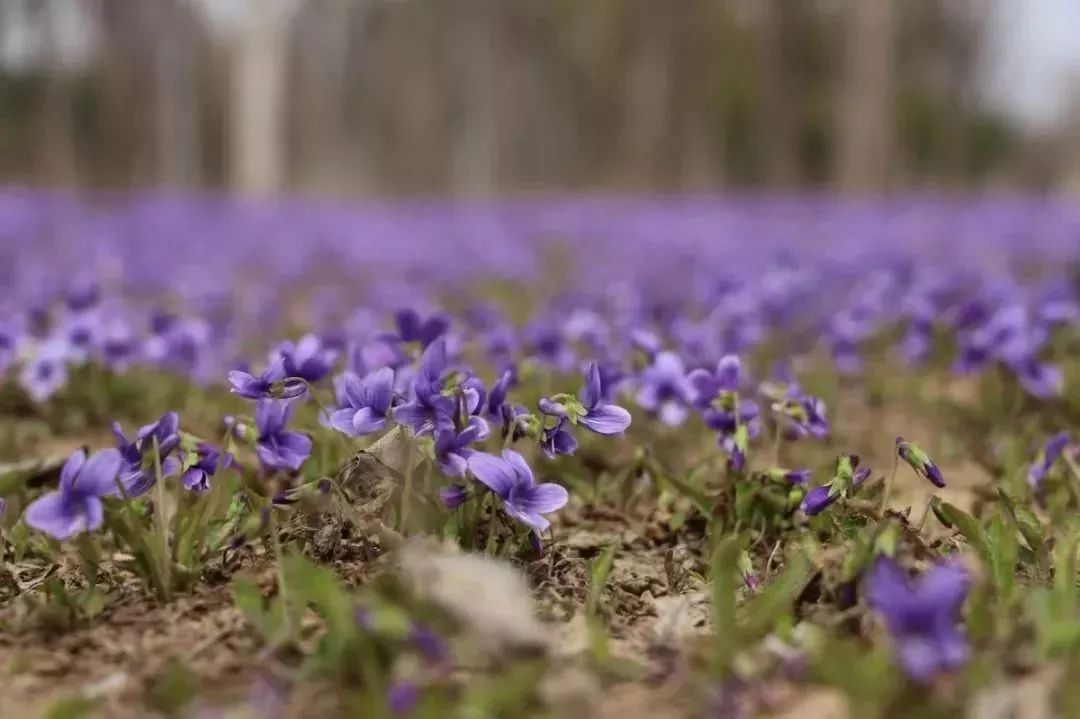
xmin=2 ymin=190 xmax=1080 ymax=717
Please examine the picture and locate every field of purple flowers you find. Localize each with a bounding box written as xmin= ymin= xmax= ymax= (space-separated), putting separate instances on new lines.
xmin=2 ymin=190 xmax=1080 ymax=718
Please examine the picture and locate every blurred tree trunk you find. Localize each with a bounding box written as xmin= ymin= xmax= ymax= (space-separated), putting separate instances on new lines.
xmin=673 ymin=1 xmax=717 ymax=189
xmin=293 ymin=2 xmax=353 ymax=194
xmin=618 ymin=0 xmax=673 ymax=187
xmin=837 ymin=0 xmax=896 ymax=192
xmin=224 ymin=0 xmax=297 ymax=195
xmin=154 ymin=1 xmax=201 ymax=187
xmin=451 ymin=0 xmax=499 ymax=195
xmin=759 ymin=0 xmax=801 ymax=187
xmin=37 ymin=0 xmax=78 ymax=186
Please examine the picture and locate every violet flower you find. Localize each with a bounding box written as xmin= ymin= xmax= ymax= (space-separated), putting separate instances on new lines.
xmin=391 ymin=339 xmax=454 ymax=436
xmin=577 ymin=362 xmax=632 ymax=435
xmin=271 ymin=334 xmax=337 ymax=383
xmin=24 ymin=448 xmax=123 ymax=540
xmin=635 ymin=351 xmax=698 ymax=426
xmin=180 ymin=441 xmax=232 ymax=493
xmin=896 ymin=437 xmax=945 ymax=488
xmin=688 ymin=354 xmax=743 ymax=408
xmin=542 ymin=416 xmax=578 ymax=458
xmin=328 ymin=367 xmax=395 ymax=437
xmin=440 ymin=484 xmax=469 ymax=508
xmin=467 ymin=449 xmax=569 ymax=532
xmin=393 ymin=307 xmax=450 ymax=348
xmin=865 ymin=557 xmax=970 ymax=683
xmin=800 ymin=456 xmax=869 ymax=516
xmin=1027 ymin=432 xmax=1070 ymax=491
xmin=386 ymin=681 xmax=419 ymax=715
xmin=229 ymin=358 xmax=305 ymax=400
xmin=19 ymin=337 xmax=69 ymax=403
xmin=434 ymin=416 xmax=489 ymax=477
xmin=254 ymin=400 xmax=312 ymax=472
xmin=113 ymin=412 xmax=182 ymax=496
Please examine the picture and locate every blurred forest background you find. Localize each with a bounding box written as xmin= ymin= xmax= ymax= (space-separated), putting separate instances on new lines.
xmin=1 ymin=0 xmax=1079 ymax=197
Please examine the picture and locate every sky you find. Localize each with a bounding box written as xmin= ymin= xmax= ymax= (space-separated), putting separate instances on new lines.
xmin=983 ymin=0 xmax=1080 ymax=130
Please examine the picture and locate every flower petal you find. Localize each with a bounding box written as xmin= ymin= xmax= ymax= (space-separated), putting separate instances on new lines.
xmin=580 ymin=404 xmax=631 ymax=435
xmin=467 ymin=452 xmax=515 ymax=498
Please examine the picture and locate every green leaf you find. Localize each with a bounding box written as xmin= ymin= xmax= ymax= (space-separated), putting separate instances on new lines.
xmin=232 ymin=575 xmax=278 ymax=641
xmin=741 ymin=552 xmax=811 ymax=640
xmin=937 ymin=502 xmax=991 ymax=566
xmin=662 ymin=471 xmax=713 ymax=518
xmin=43 ymin=697 xmax=98 ymax=719
xmin=985 ymin=514 xmax=1018 ymax=600
xmin=710 ymin=534 xmax=741 ymax=673
xmin=587 ymin=543 xmax=617 ymax=619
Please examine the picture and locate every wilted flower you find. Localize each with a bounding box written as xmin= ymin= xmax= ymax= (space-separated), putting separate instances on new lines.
xmin=228 ymin=358 xmax=305 ymax=400
xmin=635 ymin=351 xmax=698 ymax=426
xmin=865 ymin=557 xmax=970 ymax=683
xmin=467 ymin=449 xmax=569 ymax=532
xmin=328 ymin=367 xmax=395 ymax=437
xmin=896 ymin=437 xmax=945 ymax=488
xmin=25 ymin=448 xmax=122 ymax=540
xmin=254 ymin=400 xmax=312 ymax=472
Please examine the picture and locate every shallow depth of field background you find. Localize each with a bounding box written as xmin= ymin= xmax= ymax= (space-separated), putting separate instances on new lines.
xmin=1 ymin=0 xmax=1079 ymax=198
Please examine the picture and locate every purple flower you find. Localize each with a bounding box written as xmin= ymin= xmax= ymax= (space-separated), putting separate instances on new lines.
xmin=896 ymin=437 xmax=945 ymax=488
xmin=113 ymin=412 xmax=182 ymax=496
xmin=254 ymin=400 xmax=312 ymax=472
xmin=687 ymin=354 xmax=743 ymax=408
xmin=19 ymin=338 xmax=69 ymax=403
xmin=434 ymin=416 xmax=489 ymax=477
xmin=394 ymin=307 xmax=450 ymax=348
xmin=865 ymin=557 xmax=970 ymax=683
xmin=271 ymin=334 xmax=337 ymax=383
xmin=440 ymin=484 xmax=469 ymax=508
xmin=467 ymin=449 xmax=569 ymax=532
xmin=410 ymin=623 xmax=449 ymax=665
xmin=774 ymin=394 xmax=829 ymax=440
xmin=328 ymin=367 xmax=395 ymax=437
xmin=180 ymin=441 xmax=232 ymax=493
xmin=1027 ymin=432 xmax=1070 ymax=490
xmin=386 ymin=681 xmax=419 ymax=715
xmin=800 ymin=485 xmax=835 ymax=516
xmin=542 ymin=416 xmax=578 ymax=458
xmin=391 ymin=339 xmax=454 ymax=436
xmin=635 ymin=351 xmax=698 ymax=426
xmin=577 ymin=362 xmax=632 ymax=435
xmin=24 ymin=448 xmax=122 ymax=540
xmin=1008 ymin=354 xmax=1064 ymax=399
xmin=228 ymin=358 xmax=305 ymax=400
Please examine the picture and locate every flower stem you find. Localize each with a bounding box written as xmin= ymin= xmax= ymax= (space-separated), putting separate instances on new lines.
xmin=880 ymin=450 xmax=899 ymax=512
xmin=268 ymin=508 xmax=293 ymax=638
xmin=772 ymin=420 xmax=783 ymax=466
xmin=151 ymin=436 xmax=172 ymax=600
